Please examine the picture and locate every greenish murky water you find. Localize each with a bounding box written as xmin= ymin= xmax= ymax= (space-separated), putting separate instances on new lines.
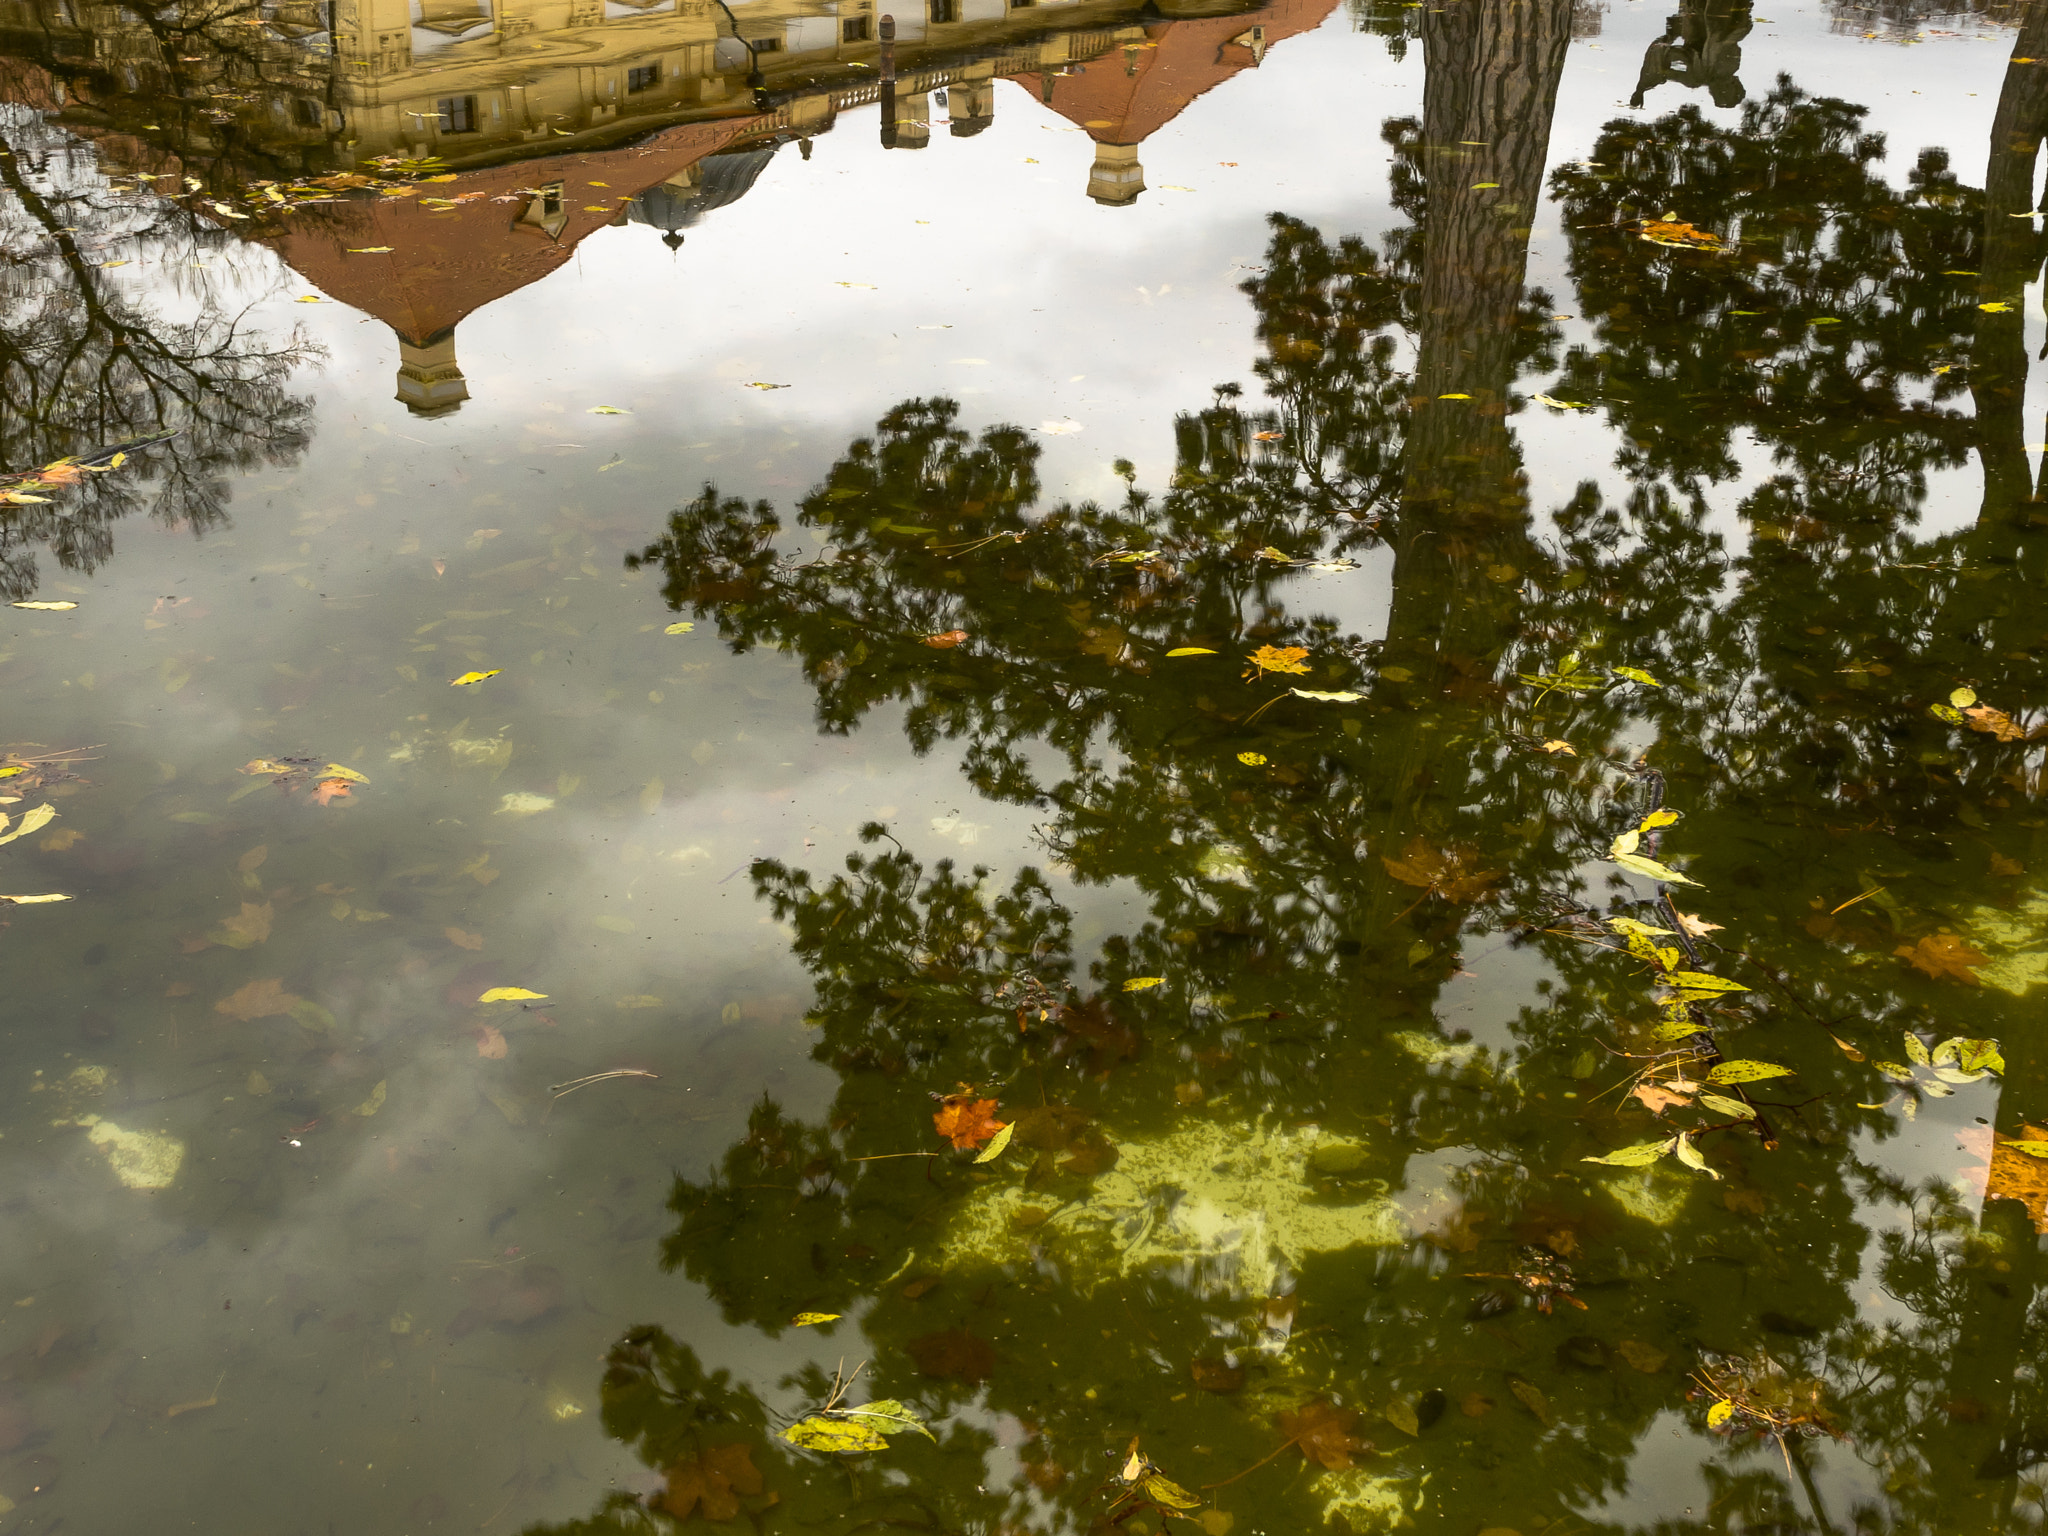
xmin=3 ymin=0 xmax=2048 ymax=1529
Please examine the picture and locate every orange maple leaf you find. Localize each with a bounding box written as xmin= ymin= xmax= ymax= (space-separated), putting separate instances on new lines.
xmin=1963 ymin=704 xmax=2028 ymax=743
xmin=661 ymin=1441 xmax=764 ymax=1522
xmin=1632 ymin=1081 xmax=1694 ymax=1116
xmin=474 ymin=1023 xmax=508 ymax=1059
xmin=1380 ymin=837 xmax=1500 ymax=904
xmin=1243 ymin=644 xmax=1311 ymax=680
xmin=311 ymin=777 xmax=353 ymax=806
xmin=922 ymin=630 xmax=968 ymax=649
xmin=1895 ymin=932 xmax=1989 ymax=984
xmin=933 ymin=1093 xmax=1007 ymax=1149
xmin=214 ymin=977 xmax=304 ymax=1021
xmin=1276 ymin=1400 xmax=1371 ymax=1470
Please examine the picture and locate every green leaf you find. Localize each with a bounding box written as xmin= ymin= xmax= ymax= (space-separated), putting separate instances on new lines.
xmin=1947 ymin=1038 xmax=2005 ymax=1075
xmin=1608 ymin=916 xmax=1677 ymax=938
xmin=1930 ymin=703 xmax=1967 ymax=725
xmin=1706 ymin=1060 xmax=1793 ymax=1085
xmin=838 ymin=1400 xmax=935 ymax=1440
xmin=1291 ymin=688 xmax=1364 ymax=702
xmin=1654 ymin=1019 xmax=1706 ymax=1041
xmin=1872 ymin=1060 xmax=1917 ymax=1084
xmin=782 ymin=1415 xmax=889 ymax=1453
xmin=1612 ymin=850 xmax=1703 ymax=886
xmin=2000 ymin=1140 xmax=2048 ymax=1160
xmin=1951 ymin=687 xmax=1979 ymax=709
xmin=1697 ymin=1092 xmax=1755 ymax=1120
xmin=1903 ymin=1032 xmax=1931 ymax=1067
xmin=1139 ymin=1473 xmax=1203 ymax=1510
xmin=1582 ymin=1138 xmax=1676 ymax=1167
xmin=1664 ymin=971 xmax=1749 ymax=994
xmin=1612 ymin=665 xmax=1663 ymax=688
xmin=973 ymin=1122 xmax=1015 ymax=1163
xmin=0 ymin=803 xmax=56 ymax=847
xmin=1612 ymin=828 xmax=1642 ymax=857
xmin=1673 ymin=1133 xmax=1718 ymax=1178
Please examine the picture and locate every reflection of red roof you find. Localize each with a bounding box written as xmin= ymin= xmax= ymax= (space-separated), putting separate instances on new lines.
xmin=263 ymin=115 xmax=763 ymax=343
xmin=1006 ymin=0 xmax=1338 ymax=146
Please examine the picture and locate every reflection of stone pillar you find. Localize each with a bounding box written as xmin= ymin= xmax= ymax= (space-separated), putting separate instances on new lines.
xmin=948 ymin=78 xmax=993 ymax=136
xmin=884 ymin=89 xmax=929 ymax=149
xmin=1086 ymin=141 xmax=1143 ymax=205
xmin=395 ymin=331 xmax=469 ymax=415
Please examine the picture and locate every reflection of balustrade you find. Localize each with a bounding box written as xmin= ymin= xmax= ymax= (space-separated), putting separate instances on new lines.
xmin=414 ymin=0 xmax=492 ymax=35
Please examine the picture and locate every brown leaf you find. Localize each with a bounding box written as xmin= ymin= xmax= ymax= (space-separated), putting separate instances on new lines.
xmin=1277 ymin=1400 xmax=1369 ymax=1470
xmin=1895 ymin=932 xmax=1989 ymax=985
xmin=1963 ymin=703 xmax=2027 ymax=742
xmin=474 ymin=1024 xmax=508 ymax=1060
xmin=932 ymin=1094 xmax=1007 ymax=1149
xmin=1505 ymin=1374 xmax=1552 ymax=1426
xmin=40 ymin=827 xmax=83 ymax=851
xmin=1991 ymin=851 xmax=2026 ymax=877
xmin=661 ymin=1441 xmax=763 ymax=1522
xmin=907 ymin=1328 xmax=994 ymax=1382
xmin=445 ymin=927 xmax=484 ymax=950
xmin=1616 ymin=1340 xmax=1667 ymax=1374
xmin=236 ymin=845 xmax=269 ymax=875
xmin=1420 ymin=1206 xmax=1487 ymax=1254
xmin=1381 ymin=837 xmax=1500 ymax=904
xmin=209 ymin=901 xmax=274 ymax=949
xmin=1191 ymin=1357 xmax=1245 ymax=1393
xmin=1631 ymin=1081 xmax=1693 ymax=1116
xmin=311 ymin=777 xmax=353 ymax=807
xmin=1672 ymin=909 xmax=1724 ymax=937
xmin=1458 ymin=1392 xmax=1495 ymax=1417
xmin=214 ymin=978 xmax=303 ymax=1021
xmin=921 ymin=629 xmax=968 ymax=649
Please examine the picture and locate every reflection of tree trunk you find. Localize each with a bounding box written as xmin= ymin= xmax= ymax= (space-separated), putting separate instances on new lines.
xmin=1971 ymin=0 xmax=2048 ymax=529
xmin=1363 ymin=0 xmax=1572 ymax=952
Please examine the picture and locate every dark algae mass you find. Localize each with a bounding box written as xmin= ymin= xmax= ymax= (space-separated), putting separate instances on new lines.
xmin=1 ymin=0 xmax=2047 ymax=1530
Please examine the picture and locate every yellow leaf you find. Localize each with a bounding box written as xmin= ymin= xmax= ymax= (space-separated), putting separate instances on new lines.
xmin=321 ymin=763 xmax=370 ymax=783
xmin=1237 ymin=751 xmax=1268 ymax=766
xmin=665 ymin=621 xmax=695 ymax=634
xmin=1167 ymin=647 xmax=1216 ymax=657
xmin=346 ymin=246 xmax=395 ymax=253
xmin=1539 ymin=739 xmax=1576 ymax=755
xmin=353 ymin=1080 xmax=387 ymax=1117
xmin=479 ymin=986 xmax=547 ymax=1002
xmin=1123 ymin=977 xmax=1165 ymax=991
xmin=0 ymin=804 xmax=56 ymax=846
xmin=1437 ymin=392 xmax=1472 ymax=400
xmin=1981 ymin=301 xmax=2014 ymax=313
xmin=972 ymin=1122 xmax=1015 ymax=1163
xmin=792 ymin=1312 xmax=842 ymax=1326
xmin=449 ymin=670 xmax=501 ymax=686
xmin=782 ymin=1414 xmax=889 ymax=1453
xmin=587 ymin=405 xmax=629 ymax=414
xmin=1707 ymin=1399 xmax=1735 ymax=1428
xmin=11 ymin=600 xmax=76 ymax=610
xmin=0 ymin=893 xmax=70 ymax=904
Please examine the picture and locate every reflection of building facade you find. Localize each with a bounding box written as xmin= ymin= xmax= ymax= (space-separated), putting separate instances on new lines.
xmin=0 ymin=0 xmax=1334 ymax=414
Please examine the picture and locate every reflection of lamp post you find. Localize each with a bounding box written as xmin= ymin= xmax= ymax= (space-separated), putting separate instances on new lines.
xmin=878 ymin=14 xmax=896 ymax=148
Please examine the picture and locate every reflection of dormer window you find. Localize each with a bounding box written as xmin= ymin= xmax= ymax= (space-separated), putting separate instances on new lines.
xmin=517 ymin=180 xmax=569 ymax=239
xmin=842 ymin=14 xmax=870 ymax=39
xmin=751 ymin=34 xmax=783 ymax=51
xmin=928 ymin=0 xmax=955 ymax=21
xmin=542 ymin=183 xmax=563 ymax=216
xmin=436 ymin=94 xmax=478 ymax=132
xmin=627 ymin=64 xmax=659 ymax=91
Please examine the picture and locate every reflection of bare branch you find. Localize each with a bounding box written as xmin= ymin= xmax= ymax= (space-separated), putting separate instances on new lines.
xmin=0 ymin=104 xmax=320 ymax=599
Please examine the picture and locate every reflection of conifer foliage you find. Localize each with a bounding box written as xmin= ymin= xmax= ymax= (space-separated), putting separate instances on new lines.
xmin=0 ymin=105 xmax=318 ymax=598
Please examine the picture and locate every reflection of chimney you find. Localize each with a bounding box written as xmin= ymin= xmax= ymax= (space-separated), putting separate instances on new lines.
xmin=1087 ymin=142 xmax=1144 ymax=206
xmin=395 ymin=329 xmax=469 ymax=415
xmin=948 ymin=78 xmax=994 ymax=136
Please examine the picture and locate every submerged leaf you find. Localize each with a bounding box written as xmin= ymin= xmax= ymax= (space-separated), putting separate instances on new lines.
xmin=662 ymin=1442 xmax=763 ymax=1521
xmin=933 ymin=1094 xmax=1007 ymax=1149
xmin=1583 ymin=1139 xmax=1675 ymax=1167
xmin=1895 ymin=933 xmax=1989 ymax=984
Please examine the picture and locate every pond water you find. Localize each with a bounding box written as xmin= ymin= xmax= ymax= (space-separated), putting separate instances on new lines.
xmin=2 ymin=0 xmax=2047 ymax=1529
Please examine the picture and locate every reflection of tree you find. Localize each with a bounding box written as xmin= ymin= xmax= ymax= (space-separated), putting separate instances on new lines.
xmin=0 ymin=104 xmax=317 ymax=598
xmin=550 ymin=53 xmax=2048 ymax=1536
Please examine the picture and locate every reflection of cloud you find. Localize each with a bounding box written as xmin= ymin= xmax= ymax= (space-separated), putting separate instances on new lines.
xmin=929 ymin=812 xmax=987 ymax=846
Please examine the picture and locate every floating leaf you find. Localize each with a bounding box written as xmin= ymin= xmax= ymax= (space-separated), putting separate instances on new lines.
xmin=973 ymin=1122 xmax=1015 ymax=1163
xmin=1945 ymin=1038 xmax=2005 ymax=1075
xmin=1123 ymin=977 xmax=1165 ymax=992
xmin=1706 ymin=1060 xmax=1793 ymax=1085
xmin=1237 ymin=751 xmax=1268 ymax=766
xmin=1640 ymin=808 xmax=1681 ymax=831
xmin=664 ymin=621 xmax=694 ymax=634
xmin=1539 ymin=739 xmax=1577 ymax=755
xmin=1613 ymin=666 xmax=1663 ymax=687
xmin=587 ymin=405 xmax=629 ymax=414
xmin=922 ymin=630 xmax=968 ymax=649
xmin=792 ymin=1312 xmax=841 ymax=1326
xmin=745 ymin=381 xmax=790 ymax=390
xmin=0 ymin=804 xmax=56 ymax=846
xmin=0 ymin=892 xmax=71 ymax=904
xmin=933 ymin=1094 xmax=1006 ymax=1149
xmin=479 ymin=986 xmax=547 ymax=1002
xmin=1998 ymin=1139 xmax=2048 ymax=1160
xmin=1167 ymin=647 xmax=1217 ymax=657
xmin=1707 ymin=1399 xmax=1735 ymax=1429
xmin=1612 ymin=850 xmax=1703 ymax=886
xmin=1583 ymin=1139 xmax=1675 ymax=1167
xmin=782 ymin=1414 xmax=886 ymax=1453
xmin=450 ymin=670 xmax=501 ymax=686
xmin=1663 ymin=971 xmax=1748 ymax=994
xmin=1903 ymin=1031 xmax=1932 ymax=1067
xmin=1698 ymin=1092 xmax=1756 ymax=1120
xmin=1244 ymin=644 xmax=1311 ymax=678
xmin=1531 ymin=393 xmax=1588 ymax=409
xmin=10 ymin=600 xmax=76 ymax=610
xmin=1140 ymin=1472 xmax=1202 ymax=1509
xmin=1673 ymin=1134 xmax=1718 ymax=1178
xmin=1291 ymin=688 xmax=1364 ymax=702
xmin=837 ymin=1400 xmax=934 ymax=1439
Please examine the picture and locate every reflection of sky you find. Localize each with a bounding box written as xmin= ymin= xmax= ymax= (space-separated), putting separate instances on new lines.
xmin=0 ymin=6 xmax=2038 ymax=1528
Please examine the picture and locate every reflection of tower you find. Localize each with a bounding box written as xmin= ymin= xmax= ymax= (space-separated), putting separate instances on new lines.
xmin=1629 ymin=0 xmax=1751 ymax=108
xmin=948 ymin=78 xmax=994 ymax=136
xmin=395 ymin=330 xmax=469 ymax=416
xmin=1087 ymin=142 xmax=1144 ymax=206
xmin=627 ymin=146 xmax=782 ymax=247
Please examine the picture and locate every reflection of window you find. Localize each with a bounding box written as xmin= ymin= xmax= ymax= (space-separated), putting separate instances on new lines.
xmin=541 ymin=183 xmax=563 ymax=216
xmin=751 ymin=34 xmax=783 ymax=50
xmin=627 ymin=64 xmax=659 ymax=91
xmin=295 ymin=96 xmax=324 ymax=126
xmin=929 ymin=0 xmax=955 ymax=20
xmin=435 ymin=94 xmax=477 ymax=132
xmin=842 ymin=14 xmax=870 ymax=39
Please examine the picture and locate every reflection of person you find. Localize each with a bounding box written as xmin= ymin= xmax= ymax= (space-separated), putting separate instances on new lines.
xmin=1629 ymin=0 xmax=1752 ymax=108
